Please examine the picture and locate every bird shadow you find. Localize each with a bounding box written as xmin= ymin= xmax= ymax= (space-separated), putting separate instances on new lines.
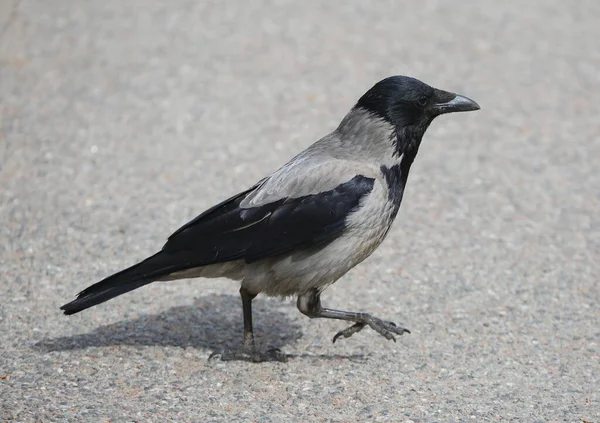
xmin=35 ymin=294 xmax=303 ymax=353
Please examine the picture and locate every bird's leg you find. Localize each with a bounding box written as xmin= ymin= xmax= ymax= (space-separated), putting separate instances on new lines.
xmin=297 ymin=289 xmax=410 ymax=343
xmin=214 ymin=287 xmax=286 ymax=363
xmin=241 ymin=286 xmax=257 ymax=349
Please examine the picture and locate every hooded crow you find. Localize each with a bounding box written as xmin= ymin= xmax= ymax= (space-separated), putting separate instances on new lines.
xmin=61 ymin=75 xmax=479 ymax=362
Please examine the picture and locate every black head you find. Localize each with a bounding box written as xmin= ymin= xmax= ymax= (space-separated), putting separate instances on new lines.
xmin=355 ymin=76 xmax=480 ymax=129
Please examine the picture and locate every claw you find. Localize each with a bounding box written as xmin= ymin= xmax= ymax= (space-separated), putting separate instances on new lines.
xmin=208 ymin=351 xmax=222 ymax=360
xmin=332 ymin=317 xmax=410 ymax=343
xmin=332 ymin=322 xmax=367 ymax=343
xmin=332 ymin=330 xmax=346 ymax=344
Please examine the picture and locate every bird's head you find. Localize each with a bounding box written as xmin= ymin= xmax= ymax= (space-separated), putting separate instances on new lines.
xmin=354 ymin=75 xmax=480 ymax=154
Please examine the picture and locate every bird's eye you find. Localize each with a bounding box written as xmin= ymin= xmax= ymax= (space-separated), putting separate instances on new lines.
xmin=416 ymin=96 xmax=428 ymax=107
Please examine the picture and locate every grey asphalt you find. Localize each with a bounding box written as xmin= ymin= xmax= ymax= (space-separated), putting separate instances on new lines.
xmin=1 ymin=0 xmax=598 ymax=422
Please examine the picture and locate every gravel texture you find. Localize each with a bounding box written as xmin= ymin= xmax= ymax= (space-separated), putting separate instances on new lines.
xmin=1 ymin=0 xmax=599 ymax=422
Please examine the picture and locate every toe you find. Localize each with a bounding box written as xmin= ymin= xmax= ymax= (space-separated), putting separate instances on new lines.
xmin=264 ymin=348 xmax=288 ymax=362
xmin=385 ymin=321 xmax=410 ymax=335
xmin=208 ymin=351 xmax=222 ymax=360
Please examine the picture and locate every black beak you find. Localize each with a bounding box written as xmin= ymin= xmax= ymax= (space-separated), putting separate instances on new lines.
xmin=431 ymin=89 xmax=480 ymax=115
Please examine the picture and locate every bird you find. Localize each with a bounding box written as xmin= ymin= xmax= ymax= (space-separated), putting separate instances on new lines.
xmin=61 ymin=75 xmax=480 ymax=362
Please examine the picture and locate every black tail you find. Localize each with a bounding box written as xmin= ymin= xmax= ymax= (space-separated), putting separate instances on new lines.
xmin=60 ymin=251 xmax=182 ymax=315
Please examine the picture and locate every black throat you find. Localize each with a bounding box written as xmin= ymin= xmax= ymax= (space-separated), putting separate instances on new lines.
xmin=393 ymin=123 xmax=428 ymax=158
xmin=381 ymin=127 xmax=423 ymax=218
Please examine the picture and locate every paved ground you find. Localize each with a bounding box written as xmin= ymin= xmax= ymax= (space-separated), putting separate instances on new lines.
xmin=1 ymin=0 xmax=599 ymax=421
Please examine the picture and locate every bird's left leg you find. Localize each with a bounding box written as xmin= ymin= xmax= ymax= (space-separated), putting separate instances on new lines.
xmin=214 ymin=287 xmax=287 ymax=362
xmin=297 ymin=289 xmax=410 ymax=343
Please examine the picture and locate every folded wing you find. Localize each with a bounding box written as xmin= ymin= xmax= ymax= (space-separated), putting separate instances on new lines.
xmin=163 ymin=170 xmax=375 ymax=265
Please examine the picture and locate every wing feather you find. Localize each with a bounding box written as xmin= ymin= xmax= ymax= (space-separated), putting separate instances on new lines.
xmin=162 ymin=166 xmax=375 ymax=266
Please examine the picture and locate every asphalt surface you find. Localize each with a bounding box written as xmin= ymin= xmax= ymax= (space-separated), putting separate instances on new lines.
xmin=1 ymin=0 xmax=599 ymax=422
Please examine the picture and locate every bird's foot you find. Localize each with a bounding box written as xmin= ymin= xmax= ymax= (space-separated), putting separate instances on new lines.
xmin=333 ymin=315 xmax=410 ymax=343
xmin=209 ymin=345 xmax=287 ymax=363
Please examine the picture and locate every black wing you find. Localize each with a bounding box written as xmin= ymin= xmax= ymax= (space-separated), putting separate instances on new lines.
xmin=162 ymin=174 xmax=375 ymax=264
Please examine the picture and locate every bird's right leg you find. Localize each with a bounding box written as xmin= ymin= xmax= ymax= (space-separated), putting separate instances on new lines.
xmin=212 ymin=287 xmax=286 ymax=363
xmin=297 ymin=289 xmax=410 ymax=343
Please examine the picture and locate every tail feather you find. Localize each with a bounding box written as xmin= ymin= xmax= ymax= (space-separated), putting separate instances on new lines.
xmin=60 ymin=251 xmax=183 ymax=315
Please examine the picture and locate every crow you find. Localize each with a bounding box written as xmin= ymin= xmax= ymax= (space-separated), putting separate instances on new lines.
xmin=61 ymin=76 xmax=479 ymax=361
